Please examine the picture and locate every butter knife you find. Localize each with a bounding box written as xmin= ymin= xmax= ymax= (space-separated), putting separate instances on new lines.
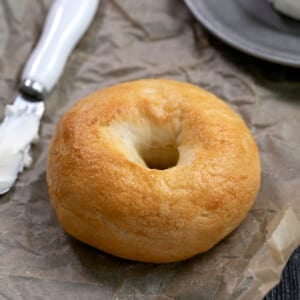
xmin=0 ymin=0 xmax=99 ymax=195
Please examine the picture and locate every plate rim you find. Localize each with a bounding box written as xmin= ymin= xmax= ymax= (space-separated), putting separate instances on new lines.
xmin=185 ymin=0 xmax=300 ymax=67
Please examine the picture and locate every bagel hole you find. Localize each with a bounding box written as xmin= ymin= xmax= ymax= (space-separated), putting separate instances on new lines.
xmin=139 ymin=144 xmax=179 ymax=170
xmin=108 ymin=119 xmax=181 ymax=170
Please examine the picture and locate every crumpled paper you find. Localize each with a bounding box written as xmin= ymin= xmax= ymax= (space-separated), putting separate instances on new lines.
xmin=0 ymin=0 xmax=299 ymax=299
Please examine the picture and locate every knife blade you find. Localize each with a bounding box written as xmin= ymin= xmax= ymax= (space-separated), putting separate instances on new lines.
xmin=0 ymin=0 xmax=99 ymax=195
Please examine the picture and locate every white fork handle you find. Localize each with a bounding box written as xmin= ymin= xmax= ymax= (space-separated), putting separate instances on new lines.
xmin=22 ymin=0 xmax=99 ymax=93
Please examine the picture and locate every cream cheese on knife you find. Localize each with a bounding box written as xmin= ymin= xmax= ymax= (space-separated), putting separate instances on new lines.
xmin=0 ymin=96 xmax=44 ymax=194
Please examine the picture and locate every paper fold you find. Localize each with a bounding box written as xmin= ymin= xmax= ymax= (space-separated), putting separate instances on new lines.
xmin=249 ymin=206 xmax=300 ymax=296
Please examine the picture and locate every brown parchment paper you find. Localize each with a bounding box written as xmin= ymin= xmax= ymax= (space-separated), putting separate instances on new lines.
xmin=0 ymin=1 xmax=300 ymax=299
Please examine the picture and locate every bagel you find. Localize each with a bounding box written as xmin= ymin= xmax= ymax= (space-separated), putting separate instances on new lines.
xmin=47 ymin=79 xmax=261 ymax=263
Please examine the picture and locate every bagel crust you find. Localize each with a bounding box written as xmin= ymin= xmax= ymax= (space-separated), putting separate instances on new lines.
xmin=47 ymin=79 xmax=261 ymax=263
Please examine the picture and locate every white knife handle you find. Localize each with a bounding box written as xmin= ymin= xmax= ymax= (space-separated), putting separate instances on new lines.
xmin=21 ymin=0 xmax=99 ymax=93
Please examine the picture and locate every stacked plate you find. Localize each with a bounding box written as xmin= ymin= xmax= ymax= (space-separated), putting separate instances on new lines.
xmin=185 ymin=0 xmax=300 ymax=67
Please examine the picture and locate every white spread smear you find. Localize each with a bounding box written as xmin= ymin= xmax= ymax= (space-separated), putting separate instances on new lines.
xmin=0 ymin=95 xmax=44 ymax=194
xmin=271 ymin=0 xmax=300 ymax=20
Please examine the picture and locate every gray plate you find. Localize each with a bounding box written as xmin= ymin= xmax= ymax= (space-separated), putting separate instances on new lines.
xmin=185 ymin=0 xmax=300 ymax=67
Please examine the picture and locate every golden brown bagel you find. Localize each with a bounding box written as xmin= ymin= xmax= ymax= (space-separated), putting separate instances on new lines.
xmin=47 ymin=79 xmax=261 ymax=263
